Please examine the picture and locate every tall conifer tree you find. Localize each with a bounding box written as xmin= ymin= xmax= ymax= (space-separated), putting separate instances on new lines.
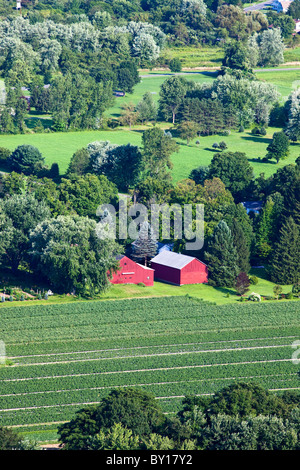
xmin=269 ymin=216 xmax=300 ymax=284
xmin=204 ymin=220 xmax=239 ymax=287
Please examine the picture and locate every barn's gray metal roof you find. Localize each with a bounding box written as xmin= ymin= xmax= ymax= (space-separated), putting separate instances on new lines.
xmin=150 ymin=251 xmax=196 ymax=270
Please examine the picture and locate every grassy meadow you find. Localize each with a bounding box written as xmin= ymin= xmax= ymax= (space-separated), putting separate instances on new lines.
xmin=1 ymin=66 xmax=300 ymax=182
xmin=0 ymin=125 xmax=299 ymax=181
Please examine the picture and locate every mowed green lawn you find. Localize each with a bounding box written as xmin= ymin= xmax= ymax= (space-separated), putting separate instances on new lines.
xmin=0 ymin=126 xmax=298 ymax=180
xmin=256 ymin=68 xmax=300 ymax=99
xmin=108 ymin=71 xmax=217 ymax=118
xmin=0 ymin=70 xmax=300 ymax=179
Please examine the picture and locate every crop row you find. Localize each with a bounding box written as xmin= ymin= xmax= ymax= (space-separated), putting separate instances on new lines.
xmin=0 ymin=358 xmax=297 ymax=395
xmin=3 ymin=312 xmax=300 ymax=346
xmin=9 ymin=335 xmax=297 ymax=366
xmin=2 ymin=299 xmax=299 ymax=344
xmin=0 ymin=344 xmax=295 ymax=381
xmin=0 ymin=363 xmax=300 ymax=409
xmin=5 ymin=326 xmax=300 ymax=358
xmin=0 ymin=297 xmax=201 ymax=320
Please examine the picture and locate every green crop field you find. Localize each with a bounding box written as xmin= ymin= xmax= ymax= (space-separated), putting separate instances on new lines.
xmin=0 ymin=296 xmax=299 ymax=444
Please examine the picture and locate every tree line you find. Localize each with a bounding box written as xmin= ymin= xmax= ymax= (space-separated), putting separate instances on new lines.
xmin=2 ymin=381 xmax=300 ymax=450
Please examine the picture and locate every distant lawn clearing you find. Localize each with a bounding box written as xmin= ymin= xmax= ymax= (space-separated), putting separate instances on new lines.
xmin=0 ymin=126 xmax=299 ymax=179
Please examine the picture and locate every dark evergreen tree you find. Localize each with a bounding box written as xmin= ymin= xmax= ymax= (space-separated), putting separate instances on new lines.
xmin=204 ymin=220 xmax=239 ymax=287
xmin=131 ymin=221 xmax=158 ymax=266
xmin=230 ymin=218 xmax=251 ymax=273
xmin=8 ymin=145 xmax=44 ymax=175
xmin=235 ymin=271 xmax=251 ymax=296
xmin=269 ymin=216 xmax=300 ymax=284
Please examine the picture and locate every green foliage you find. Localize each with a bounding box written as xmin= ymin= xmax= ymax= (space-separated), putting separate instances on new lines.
xmin=0 ymin=426 xmax=22 ymax=450
xmin=8 ymin=145 xmax=45 ymax=176
xmin=29 ymin=214 xmax=122 ymax=295
xmin=169 ymin=57 xmax=182 ymax=72
xmin=266 ymin=131 xmax=290 ymax=163
xmin=204 ymin=220 xmax=239 ymax=287
xmin=209 ymin=151 xmax=254 ymax=201
xmin=142 ymin=126 xmax=177 ymax=179
xmin=269 ymin=216 xmax=300 ymax=285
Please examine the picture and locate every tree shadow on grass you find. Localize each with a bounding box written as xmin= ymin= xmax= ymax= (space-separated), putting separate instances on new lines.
xmin=204 ymin=147 xmax=221 ymax=152
xmin=212 ymin=286 xmax=238 ymax=298
xmin=240 ymin=135 xmax=271 ymax=145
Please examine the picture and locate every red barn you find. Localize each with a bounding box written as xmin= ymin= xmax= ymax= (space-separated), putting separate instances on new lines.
xmin=150 ymin=251 xmax=208 ymax=286
xmin=110 ymin=255 xmax=154 ymax=286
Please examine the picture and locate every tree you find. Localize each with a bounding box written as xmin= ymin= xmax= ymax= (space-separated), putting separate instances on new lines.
xmin=88 ymin=140 xmax=118 ymax=175
xmin=58 ymin=388 xmax=166 ymax=450
xmin=104 ymin=144 xmax=144 ymax=192
xmin=257 ymin=28 xmax=285 ymax=67
xmin=273 ymin=284 xmax=283 ymax=300
xmin=189 ymin=166 xmax=210 ymax=186
xmin=0 ymin=193 xmax=51 ymax=272
xmin=222 ymin=41 xmax=251 ymax=72
xmin=142 ymin=127 xmax=177 ymax=179
xmin=59 ymin=174 xmax=118 ymax=218
xmin=132 ymin=33 xmax=160 ymax=66
xmin=209 ymin=151 xmax=254 ymax=201
xmin=287 ymin=0 xmax=300 ymax=19
xmin=67 ymin=148 xmax=91 ymax=176
xmin=119 ymin=102 xmax=139 ymax=130
xmin=235 ymin=271 xmax=251 ymax=296
xmin=8 ymin=145 xmax=44 ymax=175
xmin=136 ymin=92 xmax=157 ymax=124
xmin=0 ymin=147 xmax=11 ymax=167
xmin=131 ymin=220 xmax=158 ymax=266
xmin=169 ymin=58 xmax=182 ymax=72
xmin=87 ymin=423 xmax=140 ymax=450
xmin=0 ymin=426 xmax=22 ymax=450
xmin=117 ymin=61 xmax=141 ymax=94
xmin=266 ymin=131 xmax=289 ymax=163
xmin=214 ymin=4 xmax=248 ymax=40
xmin=285 ymin=88 xmax=300 ymax=141
xmin=29 ymin=215 xmax=122 ymax=295
xmin=177 ymin=121 xmax=199 ymax=145
xmin=204 ymin=220 xmax=240 ymax=287
xmin=158 ymin=76 xmax=188 ymax=124
xmin=229 ymin=218 xmax=251 ymax=273
xmin=207 ymin=382 xmax=292 ymax=418
xmin=254 ymin=197 xmax=277 ymax=262
xmin=269 ymin=216 xmax=300 ymax=285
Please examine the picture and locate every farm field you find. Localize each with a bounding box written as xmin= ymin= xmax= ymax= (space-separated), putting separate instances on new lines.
xmin=0 ymin=296 xmax=299 ymax=444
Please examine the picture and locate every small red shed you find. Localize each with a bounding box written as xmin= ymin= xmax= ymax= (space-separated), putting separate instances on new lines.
xmin=110 ymin=255 xmax=154 ymax=286
xmin=150 ymin=251 xmax=208 ymax=286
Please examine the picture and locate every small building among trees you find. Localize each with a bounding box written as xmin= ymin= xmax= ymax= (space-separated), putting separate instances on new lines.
xmin=150 ymin=251 xmax=208 ymax=286
xmin=109 ymin=255 xmax=154 ymax=286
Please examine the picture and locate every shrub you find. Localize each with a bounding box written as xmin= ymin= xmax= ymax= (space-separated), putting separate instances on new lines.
xmin=169 ymin=58 xmax=182 ymax=72
xmin=250 ymin=275 xmax=259 ymax=285
xmin=239 ymin=125 xmax=244 ymax=132
xmin=9 ymin=145 xmax=44 ymax=175
xmin=219 ymin=130 xmax=231 ymax=136
xmin=0 ymin=147 xmax=11 ymax=164
xmin=248 ymin=292 xmax=261 ymax=302
xmin=219 ymin=141 xmax=227 ymax=150
xmin=212 ymin=142 xmax=220 ymax=149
